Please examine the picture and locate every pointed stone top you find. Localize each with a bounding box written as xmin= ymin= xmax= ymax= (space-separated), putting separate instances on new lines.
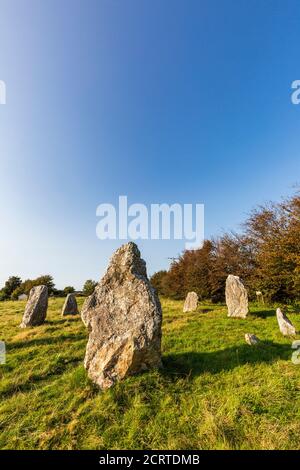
xmin=276 ymin=308 xmax=296 ymax=336
xmin=62 ymin=293 xmax=78 ymax=316
xmin=105 ymin=242 xmax=147 ymax=279
xmin=227 ymin=274 xmax=240 ymax=282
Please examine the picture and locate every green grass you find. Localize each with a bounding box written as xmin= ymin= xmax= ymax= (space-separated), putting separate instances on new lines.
xmin=0 ymin=297 xmax=300 ymax=450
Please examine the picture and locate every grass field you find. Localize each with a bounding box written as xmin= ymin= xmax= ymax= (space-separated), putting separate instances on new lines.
xmin=0 ymin=297 xmax=300 ymax=450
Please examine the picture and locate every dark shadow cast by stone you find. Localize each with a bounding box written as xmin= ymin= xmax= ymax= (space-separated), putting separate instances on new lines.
xmin=8 ymin=332 xmax=87 ymax=350
xmin=161 ymin=341 xmax=291 ymax=378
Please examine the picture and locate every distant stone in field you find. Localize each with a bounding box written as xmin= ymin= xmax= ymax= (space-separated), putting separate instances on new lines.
xmin=256 ymin=291 xmax=264 ymax=304
xmin=226 ymin=275 xmax=248 ymax=318
xmin=183 ymin=292 xmax=198 ymax=312
xmin=20 ymin=285 xmax=48 ymax=328
xmin=0 ymin=341 xmax=5 ymax=364
xmin=82 ymin=242 xmax=162 ymax=390
xmin=62 ymin=293 xmax=79 ymax=316
xmin=18 ymin=293 xmax=28 ymax=301
xmin=276 ymin=308 xmax=296 ymax=336
xmin=245 ymin=333 xmax=260 ymax=345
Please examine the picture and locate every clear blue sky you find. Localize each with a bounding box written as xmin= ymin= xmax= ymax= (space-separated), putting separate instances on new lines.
xmin=0 ymin=0 xmax=299 ymax=289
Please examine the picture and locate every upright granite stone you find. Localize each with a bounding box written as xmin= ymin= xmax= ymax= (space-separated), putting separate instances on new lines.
xmin=245 ymin=333 xmax=260 ymax=345
xmin=62 ymin=294 xmax=79 ymax=316
xmin=20 ymin=285 xmax=48 ymax=328
xmin=276 ymin=308 xmax=296 ymax=336
xmin=226 ymin=275 xmax=248 ymax=318
xmin=183 ymin=292 xmax=198 ymax=312
xmin=256 ymin=291 xmax=264 ymax=305
xmin=82 ymin=242 xmax=162 ymax=389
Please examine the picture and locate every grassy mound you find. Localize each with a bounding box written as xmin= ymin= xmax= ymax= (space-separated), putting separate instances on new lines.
xmin=0 ymin=298 xmax=300 ymax=450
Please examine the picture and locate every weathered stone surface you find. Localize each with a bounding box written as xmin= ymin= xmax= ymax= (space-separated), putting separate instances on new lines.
xmin=20 ymin=285 xmax=48 ymax=328
xmin=226 ymin=275 xmax=248 ymax=318
xmin=276 ymin=308 xmax=296 ymax=336
xmin=183 ymin=292 xmax=198 ymax=312
xmin=245 ymin=333 xmax=260 ymax=345
xmin=62 ymin=294 xmax=79 ymax=316
xmin=81 ymin=242 xmax=162 ymax=389
xmin=0 ymin=341 xmax=5 ymax=364
xmin=292 ymin=340 xmax=300 ymax=350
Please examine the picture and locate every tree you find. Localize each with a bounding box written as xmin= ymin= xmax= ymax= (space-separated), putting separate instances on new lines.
xmin=83 ymin=280 xmax=97 ymax=296
xmin=34 ymin=275 xmax=55 ymax=294
xmin=0 ymin=276 xmax=22 ymax=301
xmin=64 ymin=286 xmax=75 ymax=295
xmin=159 ymin=191 xmax=300 ymax=304
xmin=9 ymin=275 xmax=55 ymax=299
xmin=150 ymin=271 xmax=168 ymax=296
xmin=244 ymin=194 xmax=300 ymax=302
xmin=11 ymin=286 xmax=25 ymax=301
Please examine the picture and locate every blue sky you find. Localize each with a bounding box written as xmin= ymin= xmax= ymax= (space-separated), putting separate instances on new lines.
xmin=0 ymin=0 xmax=300 ymax=289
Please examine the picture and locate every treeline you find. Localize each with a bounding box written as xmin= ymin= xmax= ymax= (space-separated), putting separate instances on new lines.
xmin=151 ymin=192 xmax=300 ymax=303
xmin=0 ymin=276 xmax=98 ymax=301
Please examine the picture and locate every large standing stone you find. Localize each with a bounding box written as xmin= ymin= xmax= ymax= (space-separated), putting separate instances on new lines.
xmin=226 ymin=275 xmax=248 ymax=318
xmin=20 ymin=285 xmax=48 ymax=328
xmin=62 ymin=293 xmax=79 ymax=316
xmin=183 ymin=292 xmax=198 ymax=312
xmin=276 ymin=308 xmax=296 ymax=336
xmin=81 ymin=242 xmax=162 ymax=389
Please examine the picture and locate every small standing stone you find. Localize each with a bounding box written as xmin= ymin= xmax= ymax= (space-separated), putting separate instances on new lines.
xmin=183 ymin=292 xmax=198 ymax=312
xmin=62 ymin=293 xmax=79 ymax=316
xmin=276 ymin=308 xmax=296 ymax=336
xmin=20 ymin=285 xmax=48 ymax=328
xmin=245 ymin=333 xmax=260 ymax=345
xmin=256 ymin=291 xmax=264 ymax=305
xmin=226 ymin=275 xmax=248 ymax=318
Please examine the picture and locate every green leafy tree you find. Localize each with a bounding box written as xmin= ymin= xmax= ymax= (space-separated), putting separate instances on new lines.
xmin=159 ymin=192 xmax=300 ymax=304
xmin=9 ymin=275 xmax=55 ymax=299
xmin=34 ymin=275 xmax=55 ymax=294
xmin=0 ymin=276 xmax=22 ymax=301
xmin=150 ymin=271 xmax=168 ymax=296
xmin=83 ymin=280 xmax=97 ymax=296
xmin=64 ymin=286 xmax=75 ymax=295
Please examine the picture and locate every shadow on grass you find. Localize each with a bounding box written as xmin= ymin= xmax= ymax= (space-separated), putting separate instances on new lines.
xmin=9 ymin=332 xmax=87 ymax=350
xmin=198 ymin=308 xmax=215 ymax=314
xmin=161 ymin=341 xmax=291 ymax=378
xmin=0 ymin=357 xmax=83 ymax=398
xmin=46 ymin=317 xmax=81 ymax=325
xmin=250 ymin=309 xmax=275 ymax=319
